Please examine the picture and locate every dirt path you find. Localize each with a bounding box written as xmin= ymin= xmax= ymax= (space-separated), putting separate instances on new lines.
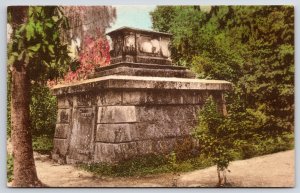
xmin=34 ymin=155 xmax=175 ymax=187
xmin=8 ymin=150 xmax=295 ymax=187
xmin=177 ymin=150 xmax=295 ymax=187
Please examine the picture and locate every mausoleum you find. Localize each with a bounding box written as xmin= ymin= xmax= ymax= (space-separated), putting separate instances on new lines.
xmin=51 ymin=27 xmax=232 ymax=164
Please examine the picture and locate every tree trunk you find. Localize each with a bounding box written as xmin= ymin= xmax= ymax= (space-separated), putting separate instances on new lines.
xmin=217 ymin=167 xmax=221 ymax=186
xmin=217 ymin=167 xmax=227 ymax=187
xmin=11 ymin=63 xmax=42 ymax=187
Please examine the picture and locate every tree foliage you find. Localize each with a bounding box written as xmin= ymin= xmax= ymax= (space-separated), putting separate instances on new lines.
xmin=151 ymin=5 xmax=294 ymax=137
xmin=29 ymin=83 xmax=57 ymax=137
xmin=7 ymin=6 xmax=71 ymax=139
xmin=62 ymin=6 xmax=116 ymax=42
xmin=151 ymin=5 xmax=294 ymax=185
xmin=8 ymin=6 xmax=116 ymax=138
xmin=193 ymin=97 xmax=267 ymax=185
xmin=8 ymin=6 xmax=71 ymax=83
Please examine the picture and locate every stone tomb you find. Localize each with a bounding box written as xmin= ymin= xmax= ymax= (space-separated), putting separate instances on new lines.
xmin=51 ymin=27 xmax=232 ymax=164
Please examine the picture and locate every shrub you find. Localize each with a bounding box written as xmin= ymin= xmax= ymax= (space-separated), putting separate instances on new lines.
xmin=30 ymin=83 xmax=57 ymax=137
xmin=193 ymin=96 xmax=257 ymax=186
xmin=32 ymin=135 xmax=54 ymax=154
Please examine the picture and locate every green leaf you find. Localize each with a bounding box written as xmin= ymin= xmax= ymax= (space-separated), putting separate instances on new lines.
xmin=28 ymin=43 xmax=41 ymax=52
xmin=16 ymin=24 xmax=26 ymax=34
xmin=17 ymin=50 xmax=25 ymax=61
xmin=52 ymin=16 xmax=59 ymax=22
xmin=48 ymin=45 xmax=54 ymax=54
xmin=42 ymin=45 xmax=46 ymax=52
xmin=24 ymin=54 xmax=30 ymax=64
xmin=25 ymin=22 xmax=35 ymax=41
xmin=8 ymin=55 xmax=16 ymax=65
xmin=45 ymin=22 xmax=53 ymax=28
xmin=35 ymin=21 xmax=43 ymax=34
xmin=11 ymin=52 xmax=18 ymax=57
xmin=17 ymin=41 xmax=24 ymax=50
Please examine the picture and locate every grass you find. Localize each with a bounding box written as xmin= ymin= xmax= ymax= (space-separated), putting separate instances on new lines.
xmin=79 ymin=133 xmax=294 ymax=178
xmin=79 ymin=153 xmax=214 ymax=177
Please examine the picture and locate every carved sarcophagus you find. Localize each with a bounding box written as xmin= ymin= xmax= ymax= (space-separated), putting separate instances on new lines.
xmin=108 ymin=27 xmax=172 ymax=65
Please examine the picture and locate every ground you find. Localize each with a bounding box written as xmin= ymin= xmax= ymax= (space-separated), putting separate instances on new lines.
xmin=7 ymin=149 xmax=295 ymax=187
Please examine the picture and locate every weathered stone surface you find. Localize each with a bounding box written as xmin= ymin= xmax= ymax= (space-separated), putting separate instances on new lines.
xmin=136 ymin=138 xmax=180 ymax=155
xmin=54 ymin=124 xmax=69 ymax=139
xmin=107 ymin=27 xmax=172 ymax=65
xmin=122 ymin=90 xmax=207 ymax=105
xmin=57 ymin=96 xmax=72 ymax=108
xmin=52 ymin=89 xmax=228 ymax=164
xmin=52 ymin=75 xmax=232 ymax=95
xmin=68 ymin=107 xmax=96 ymax=163
xmin=57 ymin=109 xmax=71 ymax=123
xmin=154 ymin=138 xmax=178 ymax=154
xmin=94 ymin=142 xmax=138 ymax=163
xmin=91 ymin=65 xmax=195 ymax=79
xmin=95 ymin=123 xmax=137 ymax=143
xmin=95 ymin=62 xmax=188 ymax=72
xmin=141 ymin=117 xmax=194 ymax=139
xmin=136 ymin=140 xmax=153 ymax=155
xmin=52 ymin=139 xmax=68 ymax=155
xmin=96 ymin=90 xmax=122 ymax=106
xmin=95 ymin=119 xmax=195 ymax=144
xmin=73 ymin=94 xmax=95 ymax=107
xmin=136 ymin=105 xmax=199 ymax=123
xmin=97 ymin=106 xmax=137 ymax=123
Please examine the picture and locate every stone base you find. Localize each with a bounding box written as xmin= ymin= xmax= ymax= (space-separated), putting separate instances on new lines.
xmin=90 ymin=62 xmax=195 ymax=79
xmin=52 ymin=75 xmax=231 ymax=164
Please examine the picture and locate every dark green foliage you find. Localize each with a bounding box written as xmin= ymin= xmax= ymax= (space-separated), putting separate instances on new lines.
xmin=151 ymin=6 xmax=294 ymax=158
xmin=7 ymin=154 xmax=14 ymax=182
xmin=80 ymin=154 xmax=168 ymax=177
xmin=7 ymin=82 xmax=57 ymax=152
xmin=193 ymin=97 xmax=238 ymax=170
xmin=193 ymin=95 xmax=293 ymax=185
xmin=30 ymin=84 xmax=57 ymax=137
xmin=193 ymin=96 xmax=294 ymax=167
xmin=7 ymin=6 xmax=71 ymax=83
xmin=79 ymin=153 xmax=214 ymax=177
xmin=32 ymin=135 xmax=54 ymax=154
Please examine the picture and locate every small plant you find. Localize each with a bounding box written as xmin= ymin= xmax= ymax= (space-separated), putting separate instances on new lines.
xmin=7 ymin=154 xmax=14 ymax=182
xmin=167 ymin=151 xmax=178 ymax=172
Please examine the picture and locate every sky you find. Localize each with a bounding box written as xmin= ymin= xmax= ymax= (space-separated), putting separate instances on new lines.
xmin=107 ymin=5 xmax=156 ymax=33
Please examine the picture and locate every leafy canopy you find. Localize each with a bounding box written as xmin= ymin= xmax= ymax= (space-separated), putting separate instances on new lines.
xmin=8 ymin=6 xmax=71 ymax=83
xmin=151 ymin=5 xmax=294 ymax=135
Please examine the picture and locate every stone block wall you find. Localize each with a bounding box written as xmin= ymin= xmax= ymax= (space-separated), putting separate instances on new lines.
xmin=52 ymin=89 xmax=226 ymax=164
